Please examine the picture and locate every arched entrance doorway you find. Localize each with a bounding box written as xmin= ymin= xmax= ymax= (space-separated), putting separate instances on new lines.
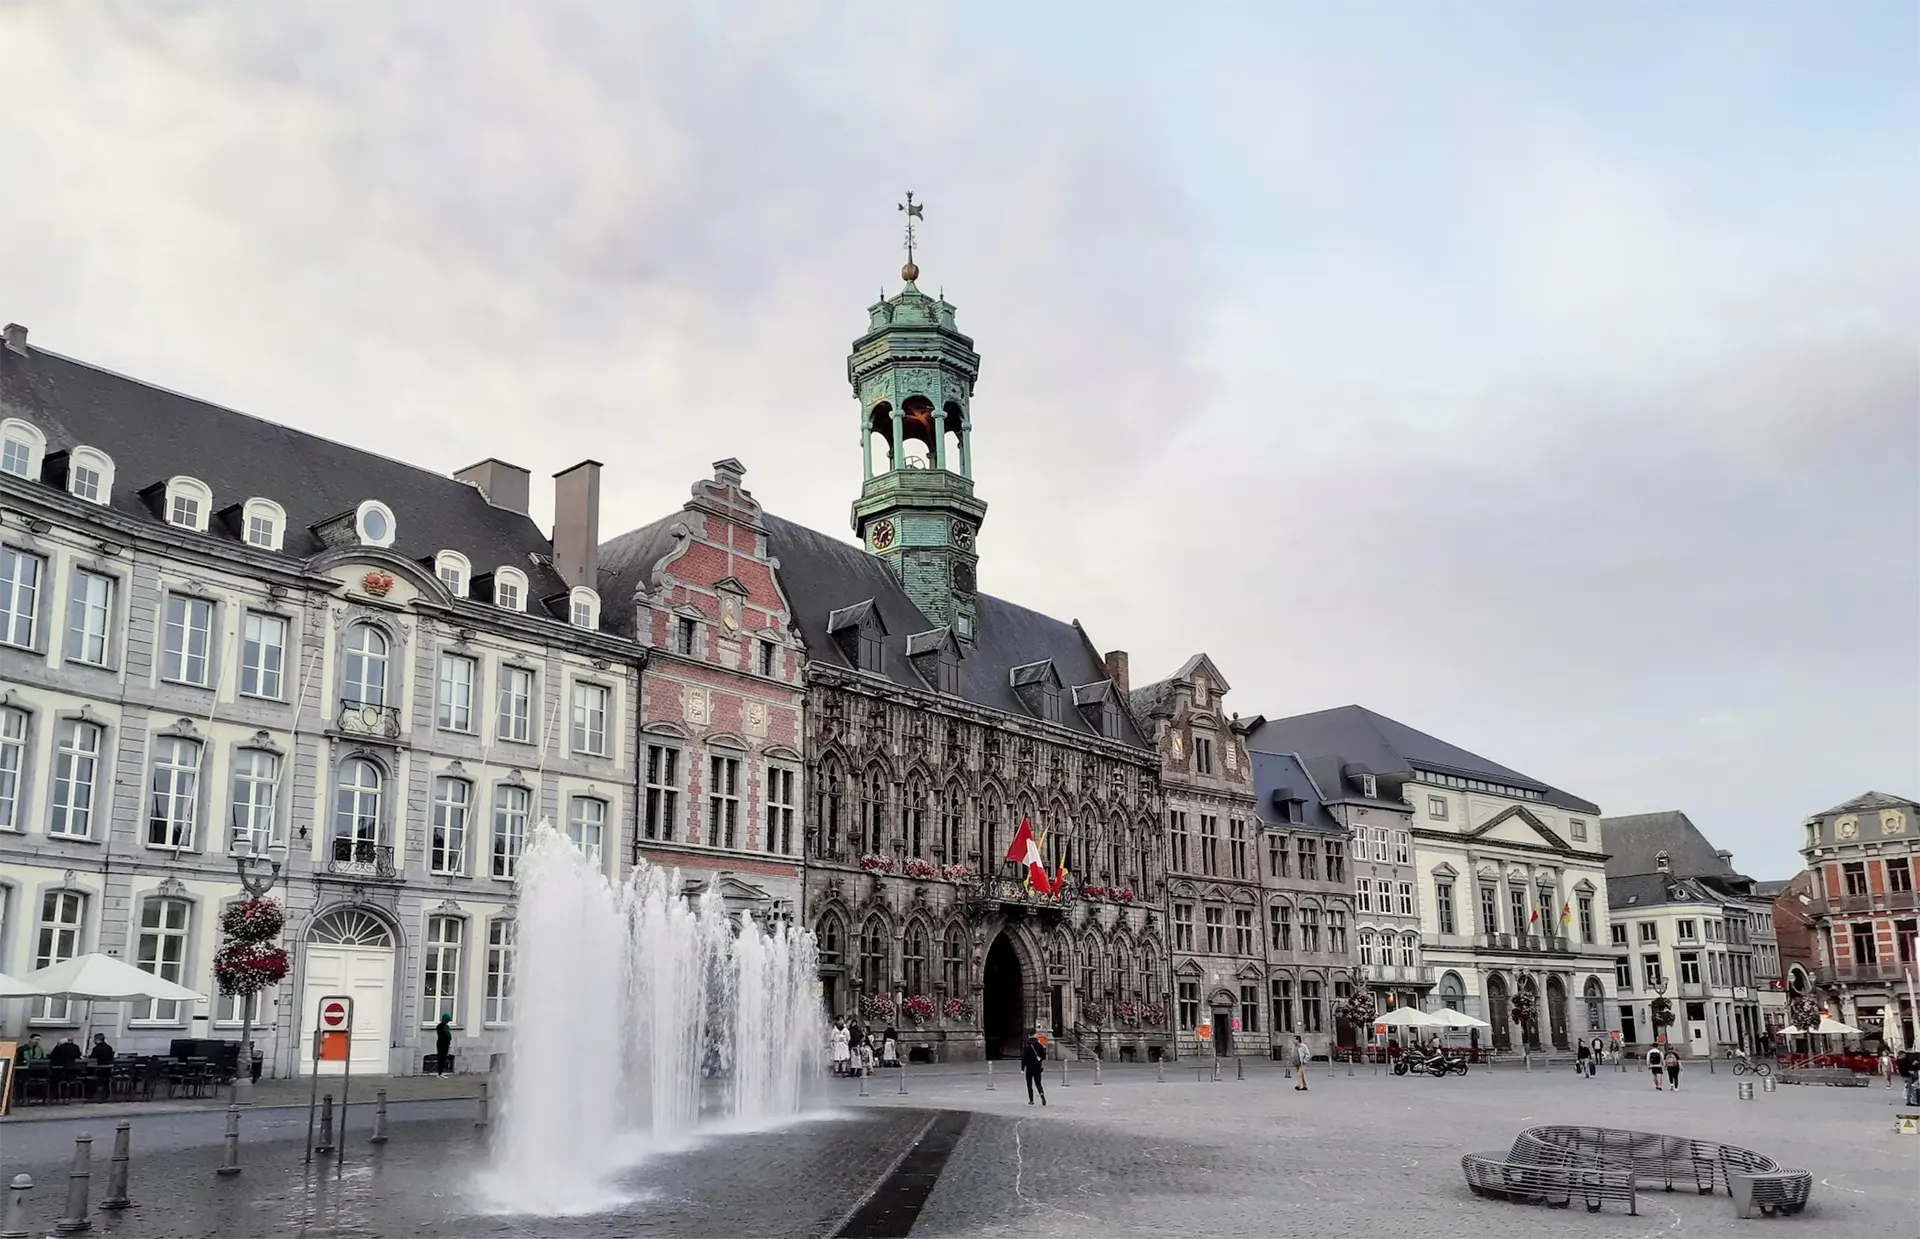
xmin=1546 ymin=975 xmax=1570 ymax=1049
xmin=301 ymin=906 xmax=397 ymax=1076
xmin=1486 ymin=973 xmax=1511 ymax=1050
xmin=982 ymin=934 xmax=1025 ymax=1059
xmin=1582 ymin=976 xmax=1605 ymax=1039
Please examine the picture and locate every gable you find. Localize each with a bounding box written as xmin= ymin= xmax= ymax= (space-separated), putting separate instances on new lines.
xmin=1465 ymin=804 xmax=1571 ymax=852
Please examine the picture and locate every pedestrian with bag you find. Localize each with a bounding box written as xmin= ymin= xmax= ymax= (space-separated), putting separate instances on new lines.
xmin=1291 ymin=1035 xmax=1310 ymax=1091
xmin=1576 ymin=1041 xmax=1591 ymax=1078
xmin=1020 ymin=1028 xmax=1048 ymax=1106
xmin=1646 ymin=1044 xmax=1664 ymax=1090
xmin=1663 ymin=1046 xmax=1681 ymax=1091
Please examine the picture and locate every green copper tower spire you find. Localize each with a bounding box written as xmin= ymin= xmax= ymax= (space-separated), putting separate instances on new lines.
xmin=849 ymin=193 xmax=987 ymax=641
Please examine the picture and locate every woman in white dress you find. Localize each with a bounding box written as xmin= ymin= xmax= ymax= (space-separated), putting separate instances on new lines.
xmin=831 ymin=1019 xmax=851 ymax=1076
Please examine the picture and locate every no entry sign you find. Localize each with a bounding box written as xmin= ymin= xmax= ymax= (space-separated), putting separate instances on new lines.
xmin=321 ymin=1000 xmax=350 ymax=1030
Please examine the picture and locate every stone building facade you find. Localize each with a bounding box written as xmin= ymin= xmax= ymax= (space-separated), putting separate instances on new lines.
xmin=1251 ymin=751 xmax=1359 ymax=1058
xmin=1800 ymin=790 xmax=1919 ymax=1049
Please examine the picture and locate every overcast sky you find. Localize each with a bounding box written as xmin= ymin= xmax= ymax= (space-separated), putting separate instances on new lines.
xmin=4 ymin=2 xmax=1915 ymax=879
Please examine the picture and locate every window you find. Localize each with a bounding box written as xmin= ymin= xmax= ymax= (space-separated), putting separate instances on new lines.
xmin=569 ymin=587 xmax=598 ymax=630
xmin=1173 ymin=902 xmax=1194 ymax=951
xmin=944 ymin=926 xmax=967 ymax=996
xmin=1479 ymin=884 xmax=1499 ymax=934
xmin=1269 ymin=904 xmax=1291 ymax=951
xmin=1356 ymin=878 xmax=1371 ymax=913
xmin=164 ymin=477 xmax=211 ymax=531
xmin=66 ymin=570 xmax=113 ymax=666
xmin=1271 ymin=978 xmax=1294 ymax=1032
xmin=675 ymin=616 xmax=697 ymax=655
xmin=1642 ymin=954 xmax=1663 ymax=988
xmin=1229 ymin=818 xmax=1249 ymax=879
xmin=858 ymin=920 xmax=887 ymax=994
xmin=1890 ymin=858 xmax=1914 ymax=894
xmin=1570 ymin=818 xmax=1588 ymax=843
xmin=147 ymin=736 xmax=202 ymax=849
xmin=570 ymin=682 xmax=609 ymax=756
xmin=1325 ymin=839 xmax=1346 ymax=882
xmin=1326 ymin=909 xmax=1348 ymax=954
xmin=1509 ymin=888 xmax=1527 ymax=936
xmin=34 ymin=890 xmax=86 ymax=1023
xmin=161 ymin=595 xmax=214 ymax=686
xmin=422 ymin=916 xmax=462 ymax=1024
xmin=568 ymin=797 xmax=605 ymax=865
xmin=1896 ymin=919 xmax=1918 ymax=964
xmin=765 ymin=764 xmax=797 ymax=855
xmin=492 ymin=785 xmax=529 ymax=879
xmin=1851 ymin=923 xmax=1878 ymax=965
xmin=437 ymin=654 xmax=475 ymax=731
xmin=242 ymin=498 xmax=283 ymax=551
xmin=1300 ymin=907 xmax=1321 ymax=952
xmin=494 ymin=567 xmax=526 ymax=612
xmin=0 ymin=547 xmax=44 ymax=648
xmin=497 ymin=666 xmax=533 ymax=742
xmin=1577 ymin=895 xmax=1594 ymax=943
xmin=227 ymin=749 xmax=278 ymax=853
xmin=1194 ymin=736 xmax=1213 ymax=775
xmin=708 ymin=754 xmax=741 ymax=849
xmin=759 ymin=640 xmax=776 ymax=677
xmin=0 ymin=420 xmax=44 ymax=478
xmin=1296 ymin=837 xmax=1318 ymax=880
xmin=1843 ymin=863 xmax=1869 ymax=896
xmin=1399 ymin=934 xmax=1416 ymax=968
xmin=0 ymin=707 xmax=25 ymax=830
xmin=1436 ymin=882 xmax=1455 ymax=934
xmin=485 ymin=919 xmax=517 ymax=1025
xmin=1397 ymin=882 xmax=1414 ymax=916
xmin=1428 ymin=796 xmax=1448 ymax=820
xmin=1678 ymin=918 xmax=1696 ymax=941
xmin=1204 ymin=906 xmax=1225 ymax=953
xmin=1268 ymin=835 xmax=1289 ymax=878
xmin=904 ymin=928 xmax=928 ymax=995
xmin=431 ymin=778 xmax=470 ymax=875
xmin=1394 ymin=832 xmax=1410 ymax=864
xmin=1611 ymin=923 xmax=1628 ymax=946
xmin=644 ymin=744 xmax=681 ymax=841
xmin=1240 ymin=984 xmax=1260 ymax=1034
xmin=1679 ymin=952 xmax=1701 ymax=986
xmin=1200 ymin=815 xmax=1219 ymax=875
xmin=1300 ymin=979 xmax=1324 ymax=1032
xmin=1234 ymin=908 xmax=1254 ymax=955
xmin=1614 ymin=956 xmax=1632 ymax=990
xmin=50 ymin=719 xmax=103 ymax=839
xmin=351 ymin=500 xmax=395 ymax=547
xmin=1359 ymin=929 xmax=1375 ymax=966
xmin=1360 ymin=774 xmax=1377 ymax=798
xmin=1169 ymin=811 xmax=1190 ymax=872
xmin=434 ymin=552 xmax=470 ymax=596
xmin=1638 ymin=922 xmax=1658 ymax=944
xmin=239 ymin=612 xmax=287 ymax=699
xmin=343 ymin=623 xmax=389 ymax=706
xmin=133 ymin=898 xmax=190 ymax=1023
xmin=1177 ymin=981 xmax=1200 ymax=1030
xmin=333 ymin=757 xmax=381 ymax=846
xmin=1372 ymin=828 xmax=1389 ymax=862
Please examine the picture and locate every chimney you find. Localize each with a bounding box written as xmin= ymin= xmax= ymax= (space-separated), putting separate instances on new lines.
xmin=2 ymin=323 xmax=25 ymax=355
xmin=454 ymin=458 xmax=531 ymax=515
xmin=713 ymin=457 xmax=746 ymax=488
xmin=551 ymin=459 xmax=603 ymax=591
xmin=1104 ymin=650 xmax=1130 ymax=694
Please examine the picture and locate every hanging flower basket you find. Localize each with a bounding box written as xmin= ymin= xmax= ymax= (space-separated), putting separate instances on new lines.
xmin=903 ymin=994 xmax=935 ymax=1024
xmin=1112 ymin=887 xmax=1136 ymax=905
xmin=902 ymin=858 xmax=938 ymax=880
xmin=943 ymin=996 xmax=972 ymax=1021
xmin=1081 ymin=885 xmax=1109 ymax=901
xmin=1118 ymin=1000 xmax=1140 ymax=1027
xmin=1081 ymin=1000 xmax=1108 ymax=1027
xmin=1650 ymin=995 xmax=1677 ymax=1029
xmin=1337 ymin=990 xmax=1378 ymax=1026
xmin=861 ymin=992 xmax=896 ymax=1020
xmin=219 ymin=899 xmax=284 ymax=943
xmin=857 ymin=854 xmax=896 ymax=874
xmin=1141 ymin=1002 xmax=1167 ymax=1026
xmin=1510 ymin=990 xmax=1539 ymax=1028
xmin=1786 ymin=993 xmax=1819 ymax=1031
xmin=942 ymin=864 xmax=978 ymax=883
xmin=214 ymin=941 xmax=290 ymax=996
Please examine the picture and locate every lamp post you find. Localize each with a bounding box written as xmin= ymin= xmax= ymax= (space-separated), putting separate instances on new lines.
xmin=229 ymin=837 xmax=286 ymax=1105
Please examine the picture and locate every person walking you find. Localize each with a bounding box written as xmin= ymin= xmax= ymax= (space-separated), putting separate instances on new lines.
xmin=881 ymin=1024 xmax=899 ymax=1069
xmin=1897 ymin=1048 xmax=1919 ymax=1107
xmin=1590 ymin=1037 xmax=1605 ymax=1074
xmin=1663 ymin=1046 xmax=1681 ymax=1091
xmin=1576 ymin=1040 xmax=1591 ymax=1078
xmin=1647 ymin=1045 xmax=1665 ymax=1090
xmin=831 ymin=1018 xmax=850 ymax=1077
xmin=1880 ymin=1047 xmax=1896 ymax=1089
xmin=1291 ymin=1035 xmax=1309 ymax=1091
xmin=434 ymin=1012 xmax=454 ymax=1077
xmin=1020 ymin=1028 xmax=1048 ymax=1106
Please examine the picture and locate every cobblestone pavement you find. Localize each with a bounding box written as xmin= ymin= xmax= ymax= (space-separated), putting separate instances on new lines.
xmin=0 ymin=1059 xmax=1910 ymax=1237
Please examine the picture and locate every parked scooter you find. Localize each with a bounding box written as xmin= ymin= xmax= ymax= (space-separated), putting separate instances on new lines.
xmin=1392 ymin=1047 xmax=1468 ymax=1077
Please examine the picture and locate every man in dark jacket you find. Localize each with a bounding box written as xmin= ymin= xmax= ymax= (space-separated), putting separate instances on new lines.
xmin=1020 ymin=1028 xmax=1047 ymax=1106
xmin=434 ymin=1013 xmax=453 ymax=1077
xmin=1898 ymin=1049 xmax=1920 ymax=1107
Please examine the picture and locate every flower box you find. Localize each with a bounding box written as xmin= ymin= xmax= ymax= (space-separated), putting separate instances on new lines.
xmin=1141 ymin=1002 xmax=1166 ymax=1026
xmin=857 ymin=854 xmax=897 ymax=874
xmin=1117 ymin=1001 xmax=1140 ymax=1027
xmin=903 ymin=994 xmax=935 ymax=1024
xmin=903 ymin=858 xmax=939 ymax=880
xmin=861 ymin=993 xmax=896 ymax=1020
xmin=943 ymin=997 xmax=972 ymax=1021
xmin=941 ymin=863 xmax=977 ymax=883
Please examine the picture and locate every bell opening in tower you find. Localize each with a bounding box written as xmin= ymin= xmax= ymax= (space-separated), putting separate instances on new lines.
xmin=942 ymin=401 xmax=966 ymax=477
xmin=900 ymin=395 xmax=937 ymax=470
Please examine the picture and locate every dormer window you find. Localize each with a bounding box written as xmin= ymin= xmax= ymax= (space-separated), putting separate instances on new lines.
xmin=907 ymin=628 xmax=962 ymax=694
xmin=1010 ymin=660 xmax=1064 ymax=723
xmin=1362 ymin=774 xmax=1378 ymax=799
xmin=569 ymin=586 xmax=599 ymax=631
xmin=242 ymin=498 xmax=285 ymax=551
xmin=827 ymin=600 xmax=887 ymax=673
xmin=67 ymin=447 xmax=114 ymax=504
xmin=164 ymin=477 xmax=212 ymax=532
xmin=1073 ymin=681 xmax=1120 ymax=737
xmin=494 ymin=566 xmax=527 ymax=612
xmin=435 ymin=551 xmax=470 ymax=597
xmin=355 ymin=500 xmax=396 ymax=548
xmin=0 ymin=418 xmax=45 ymax=480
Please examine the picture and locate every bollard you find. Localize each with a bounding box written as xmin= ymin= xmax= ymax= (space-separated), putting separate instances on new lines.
xmin=858 ymin=1071 xmax=869 ymax=1098
xmin=1061 ymin=1057 xmax=1070 ymax=1088
xmin=316 ymin=1094 xmax=336 ymax=1156
xmin=1237 ymin=1056 xmax=1245 ymax=1082
xmin=1157 ymin=1059 xmax=1165 ymax=1084
xmin=1762 ymin=1075 xmax=1777 ymax=1094
xmin=1709 ymin=1056 xmax=1716 ymax=1075
xmin=100 ymin=1123 xmax=130 ymax=1210
xmin=217 ymin=1106 xmax=242 ymax=1177
xmin=897 ymin=1060 xmax=908 ymax=1096
xmin=1093 ymin=1057 xmax=1102 ymax=1086
xmin=370 ymin=1089 xmax=389 ymax=1144
xmin=475 ymin=1080 xmax=490 ymax=1129
xmin=0 ymin=1174 xmax=32 ymax=1239
xmin=1524 ymin=1052 xmax=1532 ymax=1073
xmin=986 ymin=1061 xmax=995 ymax=1091
xmin=1211 ymin=1058 xmax=1220 ymax=1083
xmin=54 ymin=1133 xmax=91 ymax=1233
xmin=1737 ymin=1081 xmax=1753 ymax=1102
xmin=1346 ymin=1051 xmax=1354 ymax=1078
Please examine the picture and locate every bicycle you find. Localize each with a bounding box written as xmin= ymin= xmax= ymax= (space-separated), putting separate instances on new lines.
xmin=1730 ymin=1054 xmax=1772 ymax=1078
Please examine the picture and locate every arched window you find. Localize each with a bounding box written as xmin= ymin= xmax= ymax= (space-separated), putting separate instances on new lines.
xmin=819 ymin=759 xmax=844 ymax=858
xmin=1438 ymin=971 xmax=1466 ymax=1012
xmin=343 ymin=624 xmax=389 ymax=706
xmin=494 ymin=566 xmax=527 ymax=612
xmin=942 ymin=924 xmax=966 ymax=996
xmin=434 ymin=551 xmax=470 ymax=597
xmin=1358 ymin=929 xmax=1375 ymax=966
xmin=1081 ymin=944 xmax=1098 ymax=998
xmin=816 ymin=913 xmax=844 ymax=970
xmin=67 ymin=446 xmax=114 ymax=505
xmin=901 ymin=773 xmax=926 ymax=858
xmin=241 ymin=498 xmax=285 ymax=551
xmin=132 ymin=895 xmax=192 ymax=1022
xmin=980 ymin=790 xmax=1003 ymax=877
xmin=0 ymin=418 xmax=46 ymax=480
xmin=903 ymin=924 xmax=927 ymax=995
xmin=1114 ymin=945 xmax=1132 ymax=998
xmin=163 ymin=476 xmax=213 ymax=532
xmin=430 ymin=776 xmax=470 ymax=876
xmin=860 ymin=768 xmax=888 ymax=856
xmin=940 ymin=781 xmax=966 ymax=864
xmin=568 ymin=586 xmax=599 ymax=630
xmin=333 ymin=757 xmax=382 ymax=846
xmin=859 ymin=918 xmax=888 ymax=995
xmin=422 ymin=914 xmax=462 ymax=1023
xmin=147 ymin=736 xmax=203 ymax=850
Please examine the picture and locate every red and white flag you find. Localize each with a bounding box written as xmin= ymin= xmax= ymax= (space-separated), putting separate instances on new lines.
xmin=1005 ymin=817 xmax=1052 ymax=893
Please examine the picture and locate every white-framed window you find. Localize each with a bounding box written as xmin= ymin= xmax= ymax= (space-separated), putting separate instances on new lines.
xmin=567 ymin=796 xmax=605 ymax=865
xmin=355 ymin=499 xmax=397 ymax=548
xmin=1427 ymin=795 xmax=1447 ymax=820
xmin=163 ymin=477 xmax=212 ymax=532
xmin=239 ymin=611 xmax=287 ymax=699
xmin=1398 ymin=881 xmax=1414 ymax=916
xmin=569 ymin=586 xmax=598 ymax=631
xmin=147 ymin=736 xmax=202 ymax=849
xmin=1358 ymin=929 xmax=1375 ymax=966
xmin=241 ymin=498 xmax=285 ymax=552
xmin=644 ymin=743 xmax=681 ymax=841
xmin=1400 ymin=934 xmax=1417 ymax=968
xmin=0 ymin=546 xmax=44 ymax=649
xmin=33 ymin=889 xmax=86 ymax=1023
xmin=67 ymin=446 xmax=113 ymax=504
xmin=484 ymin=918 xmax=516 ymax=1026
xmin=216 ymin=990 xmax=264 ymax=1027
xmin=333 ymin=757 xmax=382 ymax=845
xmin=1393 ymin=831 xmax=1410 ymax=864
xmin=497 ymin=666 xmax=533 ymax=742
xmin=161 ymin=594 xmax=214 ymax=686
xmin=1372 ymin=828 xmax=1389 ymax=862
xmin=0 ymin=707 xmax=26 ymax=830
xmin=570 ymin=681 xmax=608 ymax=756
xmin=765 ymin=763 xmax=797 ymax=855
xmin=437 ymin=654 xmax=476 ymax=732
xmin=342 ymin=622 xmax=389 ymax=706
xmin=431 ymin=777 xmax=470 ymax=876
xmin=0 ymin=418 xmax=46 ymax=480
xmin=1570 ymin=818 xmax=1588 ymax=843
xmin=708 ymin=753 xmax=741 ymax=849
xmin=46 ymin=719 xmax=101 ymax=840
xmin=492 ymin=784 xmax=529 ymax=879
xmin=1355 ymin=878 xmax=1371 ymax=912
xmin=493 ymin=567 xmax=527 ymax=612
xmin=421 ymin=915 xmax=462 ymax=1025
xmin=66 ymin=569 xmax=114 ymax=666
xmin=132 ymin=897 xmax=191 ymax=1023
xmin=228 ymin=749 xmax=279 ymax=853
xmin=434 ymin=551 xmax=469 ymax=597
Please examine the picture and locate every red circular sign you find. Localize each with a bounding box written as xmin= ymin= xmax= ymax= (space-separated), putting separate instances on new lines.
xmin=320 ymin=1000 xmax=348 ymax=1030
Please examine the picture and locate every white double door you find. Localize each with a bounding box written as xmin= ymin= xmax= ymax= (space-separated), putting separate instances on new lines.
xmin=299 ymin=946 xmax=395 ymax=1076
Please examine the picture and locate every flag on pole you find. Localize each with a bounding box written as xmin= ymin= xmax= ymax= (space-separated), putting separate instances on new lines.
xmin=1056 ymin=856 xmax=1071 ymax=894
xmin=1560 ymin=902 xmax=1572 ymax=927
xmin=1529 ymin=907 xmax=1539 ymax=926
xmin=1004 ymin=817 xmax=1051 ymax=894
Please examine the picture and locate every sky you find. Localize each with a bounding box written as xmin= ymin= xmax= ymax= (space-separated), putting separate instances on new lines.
xmin=3 ymin=1 xmax=1915 ymax=879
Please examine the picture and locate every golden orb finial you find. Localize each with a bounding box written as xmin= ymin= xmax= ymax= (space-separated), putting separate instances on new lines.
xmin=901 ymin=261 xmax=920 ymax=283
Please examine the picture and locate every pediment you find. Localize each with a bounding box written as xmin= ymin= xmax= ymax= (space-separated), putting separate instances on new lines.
xmin=1430 ymin=862 xmax=1459 ymax=879
xmin=1465 ymin=804 xmax=1572 ymax=852
xmin=714 ymin=575 xmax=749 ymax=597
xmin=1174 ymin=959 xmax=1204 ymax=978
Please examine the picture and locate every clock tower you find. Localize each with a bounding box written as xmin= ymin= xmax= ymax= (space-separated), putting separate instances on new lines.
xmin=849 ymin=198 xmax=988 ymax=641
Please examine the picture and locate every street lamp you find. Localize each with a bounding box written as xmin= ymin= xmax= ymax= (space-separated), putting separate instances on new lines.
xmin=230 ymin=835 xmax=286 ymax=1105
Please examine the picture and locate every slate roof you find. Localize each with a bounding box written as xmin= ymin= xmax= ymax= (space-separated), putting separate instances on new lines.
xmin=1127 ymin=677 xmax=1178 ymax=721
xmin=1598 ymin=810 xmax=1743 ymax=881
xmin=1814 ymin=790 xmax=1918 ymax=817
xmin=1752 ymin=878 xmax=1795 ymax=897
xmin=0 ymin=339 xmax=569 ymax=602
xmin=1251 ymin=751 xmax=1345 ymax=834
xmin=1246 ymin=704 xmax=1600 ymax=815
xmin=595 ymin=513 xmax=685 ymax=639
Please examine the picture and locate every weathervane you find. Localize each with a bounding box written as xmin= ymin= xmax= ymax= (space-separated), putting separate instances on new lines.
xmin=898 ymin=192 xmax=925 ymax=282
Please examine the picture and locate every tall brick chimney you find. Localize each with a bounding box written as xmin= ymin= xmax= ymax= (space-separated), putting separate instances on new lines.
xmin=1104 ymin=650 xmax=1130 ymax=694
xmin=2 ymin=324 xmax=26 ymax=355
xmin=551 ymin=459 xmax=603 ymax=591
xmin=454 ymin=458 xmax=531 ymax=514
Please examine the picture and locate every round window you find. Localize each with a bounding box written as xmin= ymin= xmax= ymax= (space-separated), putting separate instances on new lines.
xmin=359 ymin=504 xmax=392 ymax=544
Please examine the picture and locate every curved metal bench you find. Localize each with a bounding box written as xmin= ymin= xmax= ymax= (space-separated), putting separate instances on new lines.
xmin=1462 ymin=1152 xmax=1637 ymax=1214
xmin=1464 ymin=1125 xmax=1812 ymax=1220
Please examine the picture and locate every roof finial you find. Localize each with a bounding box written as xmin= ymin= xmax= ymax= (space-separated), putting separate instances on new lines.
xmin=897 ymin=191 xmax=924 ymax=283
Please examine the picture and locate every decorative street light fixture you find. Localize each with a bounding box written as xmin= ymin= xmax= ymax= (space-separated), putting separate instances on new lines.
xmin=227 ymin=835 xmax=287 ymax=1105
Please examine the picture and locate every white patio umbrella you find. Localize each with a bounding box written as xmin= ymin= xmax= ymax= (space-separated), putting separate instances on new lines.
xmin=1816 ymin=1016 xmax=1862 ymax=1036
xmin=0 ymin=972 xmax=42 ymax=999
xmin=1375 ymin=1006 xmax=1444 ymax=1029
xmin=1428 ymin=1007 xmax=1491 ymax=1029
xmin=20 ymin=954 xmax=204 ymax=1003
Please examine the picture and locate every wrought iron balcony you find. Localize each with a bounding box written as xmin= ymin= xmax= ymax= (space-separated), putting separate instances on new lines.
xmin=1476 ymin=933 xmax=1574 ymax=955
xmin=963 ymin=873 xmax=1071 ymax=916
xmin=327 ymin=837 xmax=399 ymax=880
xmin=334 ymin=698 xmax=401 ymax=741
xmin=1363 ymin=963 xmax=1436 ymax=985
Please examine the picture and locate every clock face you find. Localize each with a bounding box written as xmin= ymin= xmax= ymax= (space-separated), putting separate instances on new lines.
xmin=870 ymin=519 xmax=897 ymax=551
xmin=952 ymin=560 xmax=976 ymax=595
xmin=952 ymin=522 xmax=975 ymax=551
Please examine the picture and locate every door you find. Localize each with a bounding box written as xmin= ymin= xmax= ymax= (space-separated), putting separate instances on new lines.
xmin=300 ymin=946 xmax=394 ymax=1076
xmin=1212 ymin=1012 xmax=1232 ymax=1057
xmin=1685 ymin=1001 xmax=1708 ymax=1059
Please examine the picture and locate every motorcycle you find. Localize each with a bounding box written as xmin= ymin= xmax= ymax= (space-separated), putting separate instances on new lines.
xmin=1392 ymin=1049 xmax=1468 ymax=1077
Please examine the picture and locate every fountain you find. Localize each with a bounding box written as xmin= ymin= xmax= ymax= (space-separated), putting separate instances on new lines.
xmin=482 ymin=826 xmax=822 ymax=1215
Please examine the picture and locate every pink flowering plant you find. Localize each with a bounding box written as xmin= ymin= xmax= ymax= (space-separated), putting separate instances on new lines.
xmin=1117 ymin=1000 xmax=1140 ymax=1027
xmin=941 ymin=864 xmax=977 ymax=883
xmin=903 ymin=858 xmax=939 ymax=880
xmin=861 ymin=992 xmax=896 ymax=1020
xmin=943 ymin=997 xmax=973 ymax=1021
xmin=858 ymin=854 xmax=896 ymax=874
xmin=1142 ymin=1002 xmax=1167 ymax=1025
xmin=903 ymin=994 xmax=935 ymax=1024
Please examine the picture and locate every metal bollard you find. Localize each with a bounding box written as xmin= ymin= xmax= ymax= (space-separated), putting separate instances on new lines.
xmin=1524 ymin=1052 xmax=1532 ymax=1073
xmin=1762 ymin=1075 xmax=1777 ymax=1093
xmin=985 ymin=1061 xmax=994 ymax=1091
xmin=54 ymin=1133 xmax=91 ymax=1233
xmin=1346 ymin=1051 xmax=1354 ymax=1077
xmin=370 ymin=1089 xmax=389 ymax=1144
xmin=1709 ymin=1056 xmax=1716 ymax=1075
xmin=1237 ymin=1056 xmax=1245 ymax=1081
xmin=316 ymin=1094 xmax=336 ymax=1156
xmin=1093 ymin=1057 xmax=1102 ymax=1086
xmin=100 ymin=1123 xmax=130 ymax=1210
xmin=1061 ymin=1057 xmax=1069 ymax=1087
xmin=0 ymin=1174 xmax=33 ymax=1239
xmin=897 ymin=1061 xmax=908 ymax=1096
xmin=1156 ymin=1059 xmax=1165 ymax=1083
xmin=1211 ymin=1058 xmax=1220 ymax=1082
xmin=1737 ymin=1081 xmax=1753 ymax=1101
xmin=475 ymin=1080 xmax=490 ymax=1129
xmin=858 ymin=1071 xmax=869 ymax=1098
xmin=217 ymin=1106 xmax=242 ymax=1177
